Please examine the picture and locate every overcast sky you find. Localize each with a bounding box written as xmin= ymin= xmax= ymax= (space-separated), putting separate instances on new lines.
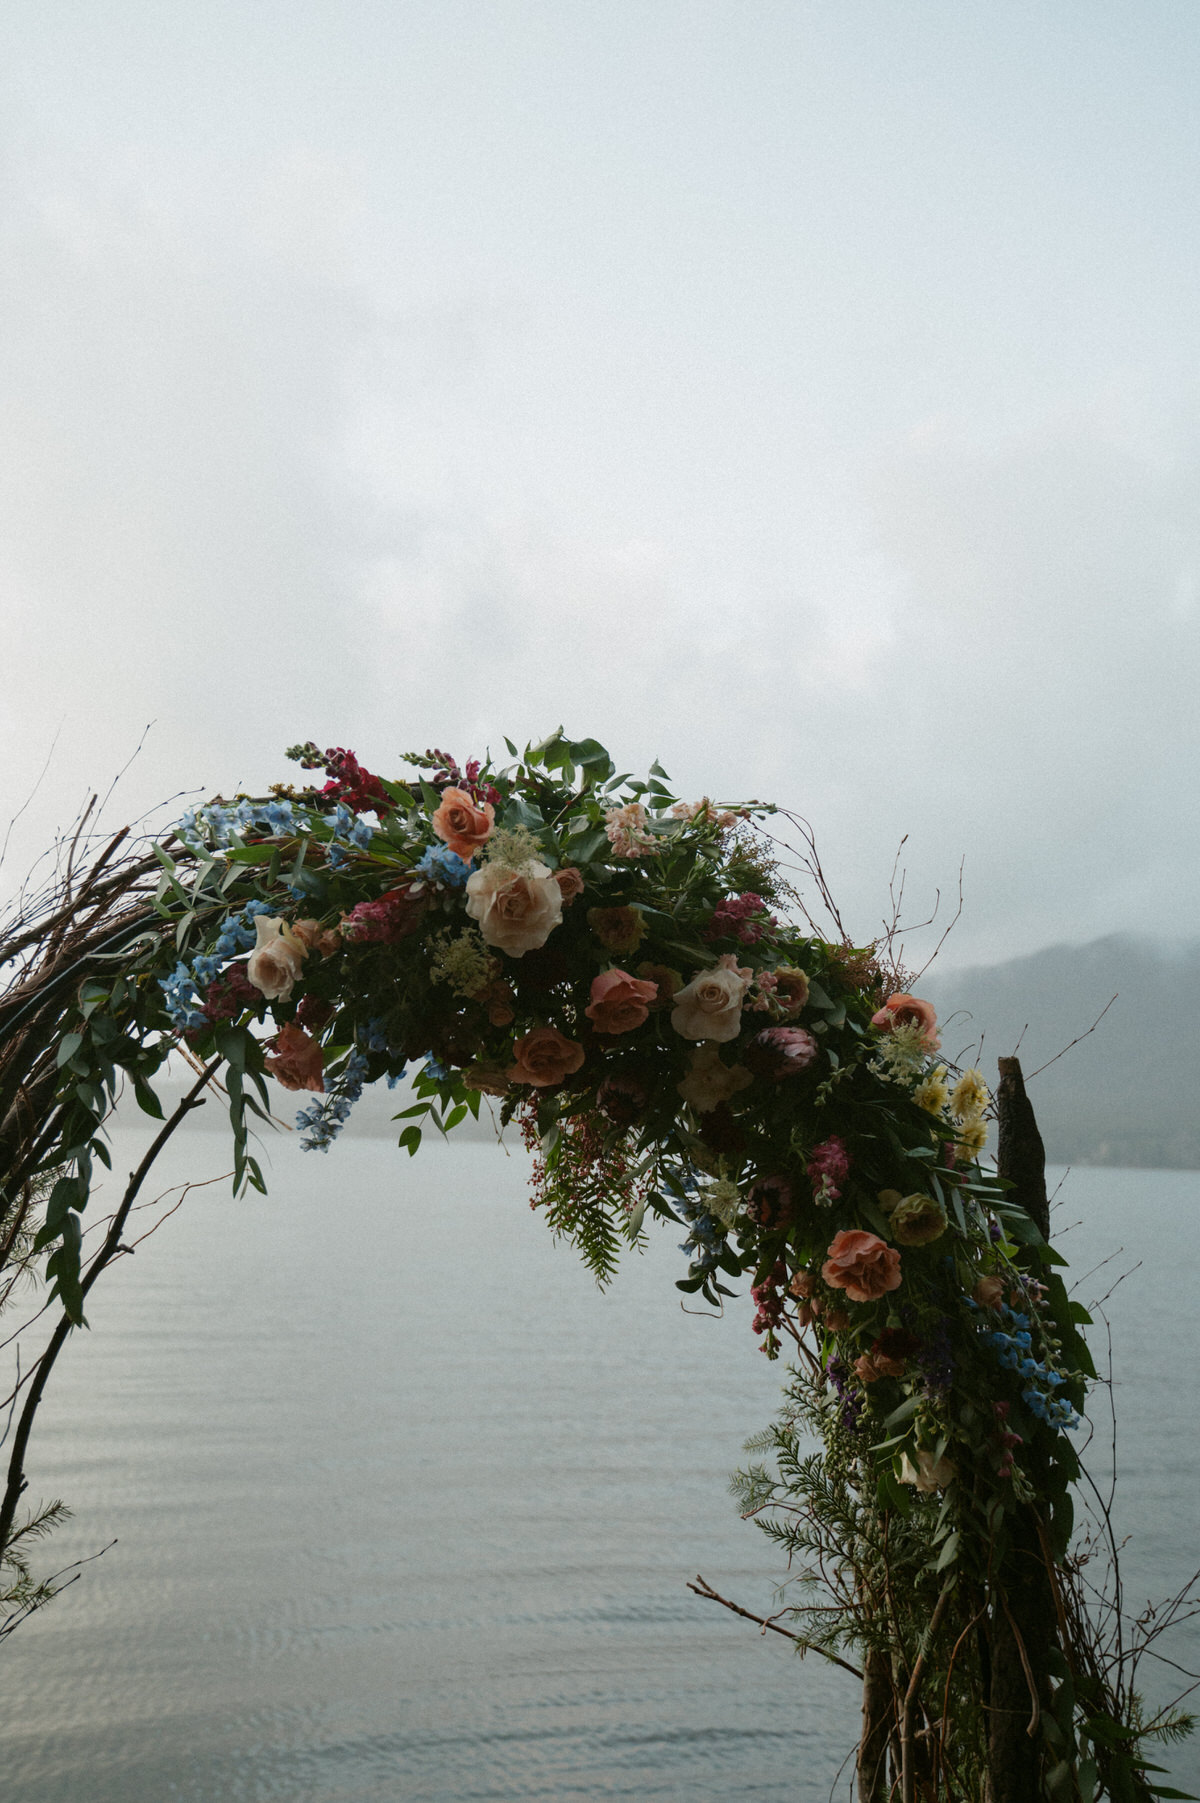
xmin=2 ymin=1 xmax=1196 ymax=967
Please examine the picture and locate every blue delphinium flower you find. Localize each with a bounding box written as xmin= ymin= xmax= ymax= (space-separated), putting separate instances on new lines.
xmin=415 ymin=844 xmax=472 ymax=888
xmin=159 ymin=962 xmax=207 ymax=1031
xmin=298 ymin=1050 xmax=370 ymax=1151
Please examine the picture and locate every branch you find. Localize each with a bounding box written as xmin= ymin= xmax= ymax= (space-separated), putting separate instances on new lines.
xmin=687 ymin=1574 xmax=863 ymax=1680
xmin=0 ymin=1059 xmax=221 ymax=1562
xmin=1024 ymin=995 xmax=1118 ymax=1082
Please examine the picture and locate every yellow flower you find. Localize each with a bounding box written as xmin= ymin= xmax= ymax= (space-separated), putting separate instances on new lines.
xmin=950 ymin=1067 xmax=990 ymax=1120
xmin=912 ymin=1065 xmax=950 ymax=1115
xmin=956 ymin=1117 xmax=989 ymax=1159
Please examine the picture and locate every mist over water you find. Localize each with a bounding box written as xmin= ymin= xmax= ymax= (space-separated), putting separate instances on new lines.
xmin=3 ymin=1133 xmax=1197 ymax=1801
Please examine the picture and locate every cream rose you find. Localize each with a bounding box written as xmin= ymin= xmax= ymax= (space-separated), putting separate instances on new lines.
xmin=676 ymin=1045 xmax=753 ymax=1112
xmin=464 ymin=861 xmax=564 ymax=958
xmin=246 ymin=916 xmax=307 ymax=1000
xmin=899 ymin=1448 xmax=957 ymax=1493
xmin=670 ymin=955 xmax=752 ymax=1043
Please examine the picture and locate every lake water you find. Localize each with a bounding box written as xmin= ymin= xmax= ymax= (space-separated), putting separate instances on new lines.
xmin=2 ymin=1125 xmax=1197 ymax=1802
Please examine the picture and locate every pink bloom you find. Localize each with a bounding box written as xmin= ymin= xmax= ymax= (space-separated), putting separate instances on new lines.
xmin=807 ymin=1136 xmax=851 ymax=1200
xmin=744 ymin=1026 xmax=820 ymax=1079
xmin=584 ymin=969 xmax=658 ymax=1035
xmin=341 ymin=882 xmax=429 ymax=944
xmin=554 ymin=866 xmax=585 ymax=904
xmin=745 ymin=1174 xmax=793 ymax=1229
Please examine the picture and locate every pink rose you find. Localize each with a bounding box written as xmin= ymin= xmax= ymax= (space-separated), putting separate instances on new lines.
xmin=264 ymin=1023 xmax=325 ymax=1092
xmin=554 ymin=866 xmax=585 ymax=904
xmin=869 ymin=992 xmax=940 ymax=1050
xmin=507 ymin=1026 xmax=585 ymax=1087
xmin=431 ymin=786 xmax=495 ymax=861
xmin=671 ymin=955 xmax=752 ymax=1043
xmin=744 ymin=1026 xmax=819 ymax=1079
xmin=465 ymin=861 xmax=564 ymax=957
xmin=585 ymin=969 xmax=658 ymax=1035
xmin=246 ymin=916 xmax=307 ymax=1000
xmin=821 ymin=1229 xmax=902 ymax=1303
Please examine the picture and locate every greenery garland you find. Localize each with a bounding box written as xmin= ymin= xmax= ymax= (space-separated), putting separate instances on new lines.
xmin=2 ymin=729 xmax=1193 ymax=1801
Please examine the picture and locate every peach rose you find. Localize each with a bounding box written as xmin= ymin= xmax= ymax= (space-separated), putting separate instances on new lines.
xmin=854 ymin=1354 xmax=884 ymax=1384
xmin=291 ymin=919 xmax=342 ymax=958
xmin=823 ymin=1308 xmax=851 ymax=1331
xmin=554 ymin=866 xmax=585 ymax=904
xmin=585 ymin=969 xmax=658 ymax=1035
xmin=465 ymin=861 xmax=564 ymax=957
xmin=671 ymin=955 xmax=752 ymax=1043
xmin=821 ymin=1229 xmax=903 ymax=1303
xmin=676 ymin=1044 xmax=754 ymax=1112
xmin=246 ymin=916 xmax=307 ymax=1000
xmin=431 ymin=786 xmax=495 ymax=861
xmin=973 ymin=1274 xmax=1005 ymax=1310
xmin=869 ymin=992 xmax=940 ymax=1050
xmin=507 ymin=1026 xmax=586 ymax=1087
xmin=264 ymin=1023 xmax=325 ymax=1092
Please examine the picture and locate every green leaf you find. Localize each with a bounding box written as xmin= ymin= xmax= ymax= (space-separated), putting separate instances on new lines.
xmin=883 ymin=1395 xmax=921 ymax=1431
xmin=56 ymin=1033 xmax=84 ymax=1068
xmin=398 ymin=1125 xmax=422 ymax=1156
xmin=935 ymin=1532 xmax=959 ymax=1570
xmin=132 ymin=1074 xmax=164 ymax=1119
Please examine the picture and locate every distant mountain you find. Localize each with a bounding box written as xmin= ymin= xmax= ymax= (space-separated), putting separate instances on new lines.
xmin=922 ymin=936 xmax=1200 ymax=1170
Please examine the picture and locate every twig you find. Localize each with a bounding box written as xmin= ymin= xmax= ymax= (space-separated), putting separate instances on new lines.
xmin=687 ymin=1574 xmax=863 ymax=1679
xmin=1024 ymin=995 xmax=1118 ymax=1081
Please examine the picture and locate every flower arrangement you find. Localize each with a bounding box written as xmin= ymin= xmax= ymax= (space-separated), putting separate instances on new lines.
xmin=12 ymin=728 xmax=1193 ymax=1798
xmin=130 ymin=732 xmax=1090 ymax=1532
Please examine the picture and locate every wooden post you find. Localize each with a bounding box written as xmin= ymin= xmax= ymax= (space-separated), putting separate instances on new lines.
xmin=985 ymin=1056 xmax=1060 ymax=1802
xmin=857 ymin=1643 xmax=894 ymax=1801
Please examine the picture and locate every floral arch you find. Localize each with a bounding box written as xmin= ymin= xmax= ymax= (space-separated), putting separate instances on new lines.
xmin=0 ymin=731 xmax=1185 ymax=1803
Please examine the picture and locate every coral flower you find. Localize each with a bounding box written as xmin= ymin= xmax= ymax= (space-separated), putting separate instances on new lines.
xmin=584 ymin=969 xmax=658 ymax=1034
xmin=507 ymin=1026 xmax=585 ymax=1087
xmin=431 ymin=786 xmax=495 ymax=861
xmin=869 ymin=993 xmax=940 ymax=1050
xmin=821 ymin=1229 xmax=902 ymax=1303
xmin=264 ymin=1023 xmax=325 ymax=1092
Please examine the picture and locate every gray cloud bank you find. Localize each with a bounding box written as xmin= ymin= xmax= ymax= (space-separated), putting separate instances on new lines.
xmin=2 ymin=4 xmax=1198 ymax=968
